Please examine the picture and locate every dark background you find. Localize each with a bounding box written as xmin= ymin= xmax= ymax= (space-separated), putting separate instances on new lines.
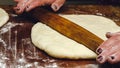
xmin=0 ymin=0 xmax=120 ymax=5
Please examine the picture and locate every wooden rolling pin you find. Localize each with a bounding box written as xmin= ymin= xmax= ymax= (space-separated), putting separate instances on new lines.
xmin=30 ymin=7 xmax=104 ymax=52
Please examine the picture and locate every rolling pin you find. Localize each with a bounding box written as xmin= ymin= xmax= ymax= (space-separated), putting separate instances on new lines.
xmin=30 ymin=7 xmax=104 ymax=52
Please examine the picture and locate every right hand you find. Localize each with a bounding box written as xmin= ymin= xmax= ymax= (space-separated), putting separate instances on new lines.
xmin=96 ymin=32 xmax=120 ymax=64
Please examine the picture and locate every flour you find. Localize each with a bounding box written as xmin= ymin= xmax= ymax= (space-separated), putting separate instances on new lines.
xmin=0 ymin=62 xmax=6 ymax=68
xmin=10 ymin=14 xmax=18 ymax=17
xmin=0 ymin=38 xmax=7 ymax=46
xmin=0 ymin=21 xmax=26 ymax=68
xmin=85 ymin=64 xmax=99 ymax=68
xmin=0 ymin=22 xmax=22 ymax=34
xmin=96 ymin=12 xmax=103 ymax=16
xmin=45 ymin=63 xmax=58 ymax=68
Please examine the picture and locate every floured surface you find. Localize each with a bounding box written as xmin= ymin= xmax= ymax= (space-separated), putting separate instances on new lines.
xmin=0 ymin=8 xmax=9 ymax=27
xmin=31 ymin=15 xmax=120 ymax=59
xmin=1 ymin=5 xmax=120 ymax=68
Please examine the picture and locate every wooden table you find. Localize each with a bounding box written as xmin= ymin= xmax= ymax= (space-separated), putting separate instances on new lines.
xmin=0 ymin=5 xmax=120 ymax=68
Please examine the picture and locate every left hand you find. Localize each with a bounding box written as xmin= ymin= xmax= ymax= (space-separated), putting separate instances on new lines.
xmin=96 ymin=32 xmax=120 ymax=64
xmin=14 ymin=0 xmax=65 ymax=14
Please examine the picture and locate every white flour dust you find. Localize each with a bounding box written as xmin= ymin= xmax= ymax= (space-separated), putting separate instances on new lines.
xmin=0 ymin=22 xmax=59 ymax=68
xmin=0 ymin=22 xmax=23 ymax=34
xmin=0 ymin=22 xmax=23 ymax=68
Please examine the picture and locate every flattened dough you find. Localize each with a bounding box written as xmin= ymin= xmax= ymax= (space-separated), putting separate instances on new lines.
xmin=60 ymin=15 xmax=120 ymax=40
xmin=0 ymin=8 xmax=9 ymax=27
xmin=31 ymin=15 xmax=120 ymax=59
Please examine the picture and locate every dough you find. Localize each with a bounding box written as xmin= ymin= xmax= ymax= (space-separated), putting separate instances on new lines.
xmin=31 ymin=23 xmax=97 ymax=59
xmin=0 ymin=8 xmax=9 ymax=27
xmin=60 ymin=15 xmax=120 ymax=40
xmin=31 ymin=15 xmax=120 ymax=59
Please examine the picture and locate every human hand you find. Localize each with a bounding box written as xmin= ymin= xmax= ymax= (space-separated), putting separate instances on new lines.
xmin=96 ymin=32 xmax=120 ymax=64
xmin=14 ymin=0 xmax=66 ymax=14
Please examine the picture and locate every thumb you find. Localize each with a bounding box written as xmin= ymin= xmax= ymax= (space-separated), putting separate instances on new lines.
xmin=106 ymin=32 xmax=120 ymax=38
xmin=51 ymin=0 xmax=65 ymax=11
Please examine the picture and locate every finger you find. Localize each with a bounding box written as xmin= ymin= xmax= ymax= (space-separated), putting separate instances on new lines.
xmin=96 ymin=39 xmax=114 ymax=54
xmin=25 ymin=1 xmax=43 ymax=12
xmin=23 ymin=0 xmax=33 ymax=7
xmin=96 ymin=45 xmax=120 ymax=63
xmin=96 ymin=49 xmax=114 ymax=64
xmin=106 ymin=32 xmax=120 ymax=38
xmin=15 ymin=3 xmax=25 ymax=14
xmin=14 ymin=0 xmax=23 ymax=14
xmin=14 ymin=2 xmax=23 ymax=14
xmin=51 ymin=0 xmax=65 ymax=11
xmin=13 ymin=6 xmax=20 ymax=13
xmin=25 ymin=0 xmax=53 ymax=12
xmin=96 ymin=35 xmax=120 ymax=54
xmin=106 ymin=32 xmax=112 ymax=38
xmin=108 ymin=50 xmax=120 ymax=64
xmin=15 ymin=0 xmax=32 ymax=14
xmin=96 ymin=42 xmax=120 ymax=63
xmin=96 ymin=55 xmax=106 ymax=64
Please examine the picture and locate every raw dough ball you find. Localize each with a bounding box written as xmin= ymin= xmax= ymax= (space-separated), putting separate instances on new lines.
xmin=31 ymin=15 xmax=119 ymax=59
xmin=0 ymin=8 xmax=9 ymax=27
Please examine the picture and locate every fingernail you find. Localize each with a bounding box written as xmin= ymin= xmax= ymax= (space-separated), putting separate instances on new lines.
xmin=51 ymin=4 xmax=58 ymax=11
xmin=53 ymin=5 xmax=57 ymax=10
xmin=106 ymin=32 xmax=112 ymax=38
xmin=16 ymin=8 xmax=20 ymax=11
xmin=97 ymin=56 xmax=103 ymax=62
xmin=96 ymin=48 xmax=102 ymax=54
xmin=26 ymin=6 xmax=29 ymax=11
xmin=110 ymin=56 xmax=115 ymax=60
xmin=52 ymin=5 xmax=57 ymax=10
xmin=26 ymin=6 xmax=29 ymax=8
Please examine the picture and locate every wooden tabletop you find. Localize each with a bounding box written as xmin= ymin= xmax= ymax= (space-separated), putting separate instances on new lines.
xmin=0 ymin=5 xmax=120 ymax=68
